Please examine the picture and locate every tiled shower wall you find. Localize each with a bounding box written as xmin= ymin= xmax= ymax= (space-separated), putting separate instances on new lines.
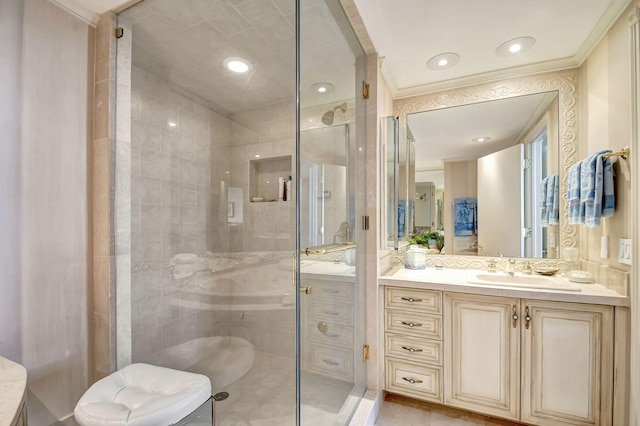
xmin=130 ymin=66 xmax=297 ymax=364
xmin=130 ymin=66 xmax=232 ymax=363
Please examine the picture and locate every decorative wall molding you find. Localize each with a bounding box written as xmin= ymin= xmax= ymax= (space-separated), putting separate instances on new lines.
xmin=394 ymin=69 xmax=579 ymax=269
xmin=49 ymin=0 xmax=99 ymax=26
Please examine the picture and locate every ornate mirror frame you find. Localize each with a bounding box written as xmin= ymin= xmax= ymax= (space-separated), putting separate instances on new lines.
xmin=393 ymin=69 xmax=578 ymax=269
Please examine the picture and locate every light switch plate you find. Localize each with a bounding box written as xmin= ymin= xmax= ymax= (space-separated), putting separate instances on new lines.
xmin=600 ymin=236 xmax=609 ymax=259
xmin=618 ymin=238 xmax=632 ymax=265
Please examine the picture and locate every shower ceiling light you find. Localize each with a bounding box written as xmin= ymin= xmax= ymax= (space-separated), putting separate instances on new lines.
xmin=224 ymin=57 xmax=252 ymax=73
xmin=311 ymin=82 xmax=334 ymax=94
xmin=496 ymin=37 xmax=536 ymax=57
xmin=426 ymin=52 xmax=460 ymax=70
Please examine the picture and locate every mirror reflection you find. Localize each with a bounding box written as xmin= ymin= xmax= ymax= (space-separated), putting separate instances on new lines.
xmin=401 ymin=91 xmax=559 ymax=258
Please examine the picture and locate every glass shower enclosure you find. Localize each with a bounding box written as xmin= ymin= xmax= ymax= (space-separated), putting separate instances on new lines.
xmin=115 ymin=0 xmax=367 ymax=424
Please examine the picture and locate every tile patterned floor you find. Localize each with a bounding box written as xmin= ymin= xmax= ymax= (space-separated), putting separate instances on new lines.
xmin=375 ymin=394 xmax=524 ymax=426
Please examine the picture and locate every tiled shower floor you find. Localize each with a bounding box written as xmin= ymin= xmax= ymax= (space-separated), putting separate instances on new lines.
xmin=214 ymin=350 xmax=355 ymax=425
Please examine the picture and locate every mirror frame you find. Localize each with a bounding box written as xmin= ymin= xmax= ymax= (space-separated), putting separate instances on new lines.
xmin=394 ymin=69 xmax=578 ymax=267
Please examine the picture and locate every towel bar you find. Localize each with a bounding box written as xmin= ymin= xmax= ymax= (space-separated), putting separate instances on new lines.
xmin=603 ymin=146 xmax=630 ymax=160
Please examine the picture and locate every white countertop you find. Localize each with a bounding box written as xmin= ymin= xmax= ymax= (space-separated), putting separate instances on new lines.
xmin=380 ymin=267 xmax=629 ymax=306
xmin=0 ymin=356 xmax=27 ymax=426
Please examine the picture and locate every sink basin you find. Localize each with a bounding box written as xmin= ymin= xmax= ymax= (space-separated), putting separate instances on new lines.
xmin=466 ymin=270 xmax=581 ymax=292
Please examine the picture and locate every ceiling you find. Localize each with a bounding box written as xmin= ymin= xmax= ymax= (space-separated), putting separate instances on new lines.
xmin=60 ymin=0 xmax=631 ymax=111
xmin=353 ymin=0 xmax=632 ymax=98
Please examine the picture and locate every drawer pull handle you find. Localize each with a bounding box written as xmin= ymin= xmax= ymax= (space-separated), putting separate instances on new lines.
xmin=400 ymin=321 xmax=422 ymax=328
xmin=525 ymin=306 xmax=532 ymax=329
xmin=322 ymin=359 xmax=339 ymax=366
xmin=401 ymin=346 xmax=423 ymax=353
xmin=402 ymin=377 xmax=423 ymax=385
xmin=400 ymin=297 xmax=423 ymax=303
xmin=512 ymin=305 xmax=518 ymax=328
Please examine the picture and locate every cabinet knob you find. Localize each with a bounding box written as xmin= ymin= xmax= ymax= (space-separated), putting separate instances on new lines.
xmin=512 ymin=305 xmax=518 ymax=328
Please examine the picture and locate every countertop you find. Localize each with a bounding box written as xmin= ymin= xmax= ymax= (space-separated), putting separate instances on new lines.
xmin=0 ymin=356 xmax=27 ymax=426
xmin=380 ymin=267 xmax=629 ymax=306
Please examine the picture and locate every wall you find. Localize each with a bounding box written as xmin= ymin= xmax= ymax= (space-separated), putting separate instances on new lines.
xmin=444 ymin=160 xmax=478 ymax=255
xmin=19 ymin=0 xmax=92 ymax=422
xmin=0 ymin=0 xmax=24 ymax=363
xmin=578 ymin=2 xmax=633 ymax=274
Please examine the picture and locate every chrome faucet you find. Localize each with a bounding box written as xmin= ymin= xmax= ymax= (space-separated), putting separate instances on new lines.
xmin=333 ymin=221 xmax=351 ymax=244
xmin=505 ymin=258 xmax=516 ymax=276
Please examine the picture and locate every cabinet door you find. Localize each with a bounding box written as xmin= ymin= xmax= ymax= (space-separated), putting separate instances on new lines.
xmin=444 ymin=293 xmax=520 ymax=420
xmin=521 ymin=301 xmax=613 ymax=426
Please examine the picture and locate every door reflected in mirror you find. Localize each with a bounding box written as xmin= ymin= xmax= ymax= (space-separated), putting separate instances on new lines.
xmin=403 ymin=91 xmax=559 ymax=258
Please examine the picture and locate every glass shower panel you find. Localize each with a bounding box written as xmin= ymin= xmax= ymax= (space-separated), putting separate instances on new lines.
xmin=298 ymin=0 xmax=367 ymax=424
xmin=118 ymin=0 xmax=296 ymax=424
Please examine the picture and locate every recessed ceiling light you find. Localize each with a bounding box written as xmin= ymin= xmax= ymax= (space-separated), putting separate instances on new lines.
xmin=255 ymin=154 xmax=260 ymax=158
xmin=426 ymin=52 xmax=460 ymax=70
xmin=311 ymin=82 xmax=334 ymax=94
xmin=472 ymin=137 xmax=491 ymax=143
xmin=168 ymin=121 xmax=177 ymax=128
xmin=223 ymin=57 xmax=252 ymax=73
xmin=496 ymin=37 xmax=536 ymax=57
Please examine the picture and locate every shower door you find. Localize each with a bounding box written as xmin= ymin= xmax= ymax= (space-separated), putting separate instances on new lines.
xmin=297 ymin=0 xmax=367 ymax=424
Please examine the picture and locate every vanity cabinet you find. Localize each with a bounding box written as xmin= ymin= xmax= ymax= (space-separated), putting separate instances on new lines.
xmin=302 ymin=278 xmax=355 ymax=381
xmin=384 ymin=287 xmax=443 ymax=403
xmin=444 ymin=293 xmax=520 ymax=420
xmin=444 ymin=292 xmax=613 ymax=426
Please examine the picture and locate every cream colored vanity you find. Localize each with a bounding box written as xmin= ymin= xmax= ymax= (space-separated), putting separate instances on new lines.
xmin=380 ymin=268 xmax=628 ymax=426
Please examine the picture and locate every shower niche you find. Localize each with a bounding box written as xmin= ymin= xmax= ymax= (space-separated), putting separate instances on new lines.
xmin=249 ymin=155 xmax=292 ymax=202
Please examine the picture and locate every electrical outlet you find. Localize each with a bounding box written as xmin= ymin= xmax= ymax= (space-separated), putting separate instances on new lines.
xmin=600 ymin=236 xmax=609 ymax=259
xmin=618 ymin=238 xmax=632 ymax=265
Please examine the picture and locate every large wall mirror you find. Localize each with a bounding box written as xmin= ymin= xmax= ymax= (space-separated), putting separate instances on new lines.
xmin=389 ymin=69 xmax=579 ymax=264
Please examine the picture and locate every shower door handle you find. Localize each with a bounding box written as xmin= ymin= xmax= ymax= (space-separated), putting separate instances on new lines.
xmin=300 ymin=286 xmax=312 ymax=295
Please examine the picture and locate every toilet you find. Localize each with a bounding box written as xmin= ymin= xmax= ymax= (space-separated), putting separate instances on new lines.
xmin=74 ymin=363 xmax=212 ymax=426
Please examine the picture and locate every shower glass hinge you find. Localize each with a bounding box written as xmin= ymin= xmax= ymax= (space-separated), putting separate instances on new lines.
xmin=362 ymin=81 xmax=370 ymax=99
xmin=363 ymin=344 xmax=370 ymax=362
xmin=362 ymin=215 xmax=369 ymax=230
xmin=522 ymin=227 xmax=532 ymax=238
xmin=115 ymin=27 xmax=124 ymax=38
xmin=521 ymin=159 xmax=532 ymax=169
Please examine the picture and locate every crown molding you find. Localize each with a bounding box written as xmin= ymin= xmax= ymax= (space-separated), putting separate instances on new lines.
xmin=49 ymin=0 xmax=99 ymax=26
xmin=393 ymin=57 xmax=578 ymax=100
xmin=574 ymin=0 xmax=634 ymax=66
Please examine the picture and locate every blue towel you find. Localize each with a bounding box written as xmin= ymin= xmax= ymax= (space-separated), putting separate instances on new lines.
xmin=581 ymin=150 xmax=612 ymax=227
xmin=549 ymin=173 xmax=560 ymax=226
xmin=602 ymin=156 xmax=615 ymax=217
xmin=540 ymin=176 xmax=549 ymax=227
xmin=568 ymin=161 xmax=582 ymax=224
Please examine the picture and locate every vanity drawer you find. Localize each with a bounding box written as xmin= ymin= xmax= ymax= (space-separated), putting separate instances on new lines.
xmin=385 ymin=309 xmax=442 ymax=340
xmin=308 ymin=343 xmax=354 ymax=381
xmin=307 ymin=280 xmax=354 ymax=304
xmin=307 ymin=320 xmax=353 ymax=348
xmin=309 ymin=301 xmax=353 ymax=325
xmin=385 ymin=333 xmax=442 ymax=366
xmin=386 ymin=287 xmax=441 ymax=314
xmin=386 ymin=358 xmax=442 ymax=403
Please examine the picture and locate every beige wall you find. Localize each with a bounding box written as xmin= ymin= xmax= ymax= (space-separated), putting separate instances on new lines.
xmin=578 ymin=2 xmax=633 ymax=272
xmin=0 ymin=0 xmax=93 ymax=422
xmin=0 ymin=0 xmax=24 ymax=363
xmin=444 ymin=160 xmax=478 ymax=255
